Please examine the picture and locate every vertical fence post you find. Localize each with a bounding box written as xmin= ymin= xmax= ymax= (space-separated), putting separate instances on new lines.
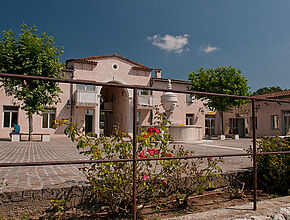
xmin=132 ymin=88 xmax=138 ymax=219
xmin=251 ymin=99 xmax=257 ymax=210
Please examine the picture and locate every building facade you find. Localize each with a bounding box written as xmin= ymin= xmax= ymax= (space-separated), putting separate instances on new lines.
xmin=222 ymin=91 xmax=290 ymax=137
xmin=0 ymin=54 xmax=216 ymax=139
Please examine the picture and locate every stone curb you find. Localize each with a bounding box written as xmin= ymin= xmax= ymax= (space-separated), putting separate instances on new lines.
xmin=165 ymin=196 xmax=290 ymax=220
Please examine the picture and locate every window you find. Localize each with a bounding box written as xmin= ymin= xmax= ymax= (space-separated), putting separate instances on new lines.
xmin=271 ymin=115 xmax=279 ymax=130
xmin=112 ymin=63 xmax=119 ymax=70
xmin=42 ymin=109 xmax=56 ymax=128
xmin=205 ymin=114 xmax=215 ymax=135
xmin=137 ymin=89 xmax=148 ymax=95
xmin=186 ymin=94 xmax=194 ymax=103
xmin=186 ymin=114 xmax=195 ymax=125
xmin=3 ymin=106 xmax=18 ymax=128
xmin=229 ymin=118 xmax=238 ymax=134
xmin=76 ymin=84 xmax=95 ymax=91
xmin=250 ymin=117 xmax=257 ymax=130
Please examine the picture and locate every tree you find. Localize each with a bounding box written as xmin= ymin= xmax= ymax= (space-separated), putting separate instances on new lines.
xmin=0 ymin=24 xmax=64 ymax=140
xmin=252 ymin=86 xmax=285 ymax=96
xmin=188 ymin=66 xmax=251 ymax=134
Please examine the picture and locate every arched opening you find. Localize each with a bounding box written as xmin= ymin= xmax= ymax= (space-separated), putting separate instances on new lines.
xmin=100 ymin=82 xmax=129 ymax=136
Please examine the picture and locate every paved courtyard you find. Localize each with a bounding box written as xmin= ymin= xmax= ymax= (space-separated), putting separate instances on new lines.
xmin=0 ymin=137 xmax=253 ymax=193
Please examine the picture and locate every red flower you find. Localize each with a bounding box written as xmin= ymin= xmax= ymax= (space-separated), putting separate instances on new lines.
xmin=146 ymin=127 xmax=160 ymax=134
xmin=147 ymin=148 xmax=158 ymax=156
xmin=153 ymin=128 xmax=160 ymax=133
xmin=207 ymin=157 xmax=212 ymax=161
xmin=143 ymin=175 xmax=149 ymax=180
xmin=138 ymin=150 xmax=146 ymax=158
xmin=165 ymin=153 xmax=172 ymax=157
xmin=143 ymin=133 xmax=149 ymax=138
xmin=147 ymin=128 xmax=154 ymax=134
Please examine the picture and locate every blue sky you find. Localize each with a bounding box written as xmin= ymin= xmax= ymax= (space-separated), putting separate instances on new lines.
xmin=1 ymin=0 xmax=290 ymax=91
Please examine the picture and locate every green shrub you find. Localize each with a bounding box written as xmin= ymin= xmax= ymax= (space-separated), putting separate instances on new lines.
xmin=63 ymin=111 xmax=223 ymax=217
xmin=253 ymin=135 xmax=289 ymax=194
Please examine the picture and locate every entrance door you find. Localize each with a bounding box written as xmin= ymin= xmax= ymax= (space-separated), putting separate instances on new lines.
xmin=237 ymin=118 xmax=245 ymax=137
xmin=205 ymin=114 xmax=215 ymax=135
xmin=85 ymin=109 xmax=94 ymax=134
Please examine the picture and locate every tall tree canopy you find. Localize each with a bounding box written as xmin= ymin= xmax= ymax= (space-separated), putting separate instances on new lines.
xmin=188 ymin=66 xmax=251 ymax=112
xmin=0 ymin=24 xmax=64 ymax=137
xmin=252 ymin=86 xmax=285 ymax=96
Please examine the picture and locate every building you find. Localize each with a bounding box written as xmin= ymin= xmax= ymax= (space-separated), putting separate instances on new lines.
xmin=0 ymin=54 xmax=216 ymax=139
xmin=222 ymin=90 xmax=290 ymax=137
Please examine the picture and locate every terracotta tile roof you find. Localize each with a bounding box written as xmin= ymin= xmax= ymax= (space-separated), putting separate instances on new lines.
xmin=131 ymin=66 xmax=152 ymax=71
xmin=74 ymin=60 xmax=98 ymax=65
xmin=67 ymin=54 xmax=151 ymax=70
xmin=252 ymin=90 xmax=290 ymax=99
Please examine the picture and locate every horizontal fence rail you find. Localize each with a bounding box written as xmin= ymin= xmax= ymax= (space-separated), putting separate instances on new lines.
xmin=0 ymin=151 xmax=288 ymax=168
xmin=0 ymin=72 xmax=289 ymax=219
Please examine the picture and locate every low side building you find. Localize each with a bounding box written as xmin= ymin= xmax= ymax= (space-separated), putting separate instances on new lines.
xmin=222 ymin=91 xmax=290 ymax=137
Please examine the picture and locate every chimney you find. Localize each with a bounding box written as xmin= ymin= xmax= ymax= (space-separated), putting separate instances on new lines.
xmin=154 ymin=69 xmax=161 ymax=78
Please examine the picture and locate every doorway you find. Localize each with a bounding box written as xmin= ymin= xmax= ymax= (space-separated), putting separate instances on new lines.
xmin=237 ymin=118 xmax=245 ymax=137
xmin=100 ymin=83 xmax=129 ymax=136
xmin=205 ymin=114 xmax=215 ymax=135
xmin=85 ymin=109 xmax=94 ymax=133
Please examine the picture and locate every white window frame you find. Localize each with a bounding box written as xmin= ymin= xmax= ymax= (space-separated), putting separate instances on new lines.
xmin=76 ymin=84 xmax=95 ymax=91
xmin=186 ymin=114 xmax=195 ymax=125
xmin=42 ymin=109 xmax=56 ymax=129
xmin=3 ymin=106 xmax=18 ymax=128
xmin=271 ymin=115 xmax=279 ymax=130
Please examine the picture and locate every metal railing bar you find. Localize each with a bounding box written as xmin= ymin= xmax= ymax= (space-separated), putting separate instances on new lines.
xmin=252 ymin=99 xmax=257 ymax=211
xmin=0 ymin=151 xmax=288 ymax=168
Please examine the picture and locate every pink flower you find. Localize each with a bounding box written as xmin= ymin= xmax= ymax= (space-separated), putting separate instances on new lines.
xmin=143 ymin=175 xmax=149 ymax=180
xmin=161 ymin=178 xmax=167 ymax=184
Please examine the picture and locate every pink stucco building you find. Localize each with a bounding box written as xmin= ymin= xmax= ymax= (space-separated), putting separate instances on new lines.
xmin=0 ymin=54 xmax=215 ymax=139
xmin=222 ymin=91 xmax=290 ymax=137
xmin=2 ymin=54 xmax=288 ymax=139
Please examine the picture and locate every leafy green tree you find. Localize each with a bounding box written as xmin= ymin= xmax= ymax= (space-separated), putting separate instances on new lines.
xmin=188 ymin=66 xmax=251 ymax=133
xmin=0 ymin=24 xmax=64 ymax=140
xmin=252 ymin=86 xmax=285 ymax=96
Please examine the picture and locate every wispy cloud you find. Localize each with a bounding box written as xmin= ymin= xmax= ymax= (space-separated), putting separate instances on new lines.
xmin=200 ymin=44 xmax=219 ymax=53
xmin=147 ymin=34 xmax=190 ymax=54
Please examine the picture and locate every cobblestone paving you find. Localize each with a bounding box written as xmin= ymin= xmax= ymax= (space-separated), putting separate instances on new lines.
xmin=0 ymin=137 xmax=89 ymax=192
xmin=0 ymin=138 xmax=253 ymax=193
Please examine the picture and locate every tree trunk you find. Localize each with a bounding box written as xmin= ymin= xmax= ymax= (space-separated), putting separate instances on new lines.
xmin=28 ymin=114 xmax=33 ymax=141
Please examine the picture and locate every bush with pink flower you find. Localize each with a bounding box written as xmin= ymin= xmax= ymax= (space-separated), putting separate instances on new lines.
xmin=63 ymin=110 xmax=223 ymax=218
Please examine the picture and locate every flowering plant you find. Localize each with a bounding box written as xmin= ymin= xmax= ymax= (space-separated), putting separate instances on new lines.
xmin=63 ymin=110 xmax=223 ymax=217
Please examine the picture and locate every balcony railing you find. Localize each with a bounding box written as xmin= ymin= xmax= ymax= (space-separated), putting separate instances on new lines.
xmin=137 ymin=95 xmax=155 ymax=109
xmin=74 ymin=89 xmax=98 ymax=107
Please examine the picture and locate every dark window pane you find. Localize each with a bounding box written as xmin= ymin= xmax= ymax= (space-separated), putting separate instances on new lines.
xmin=3 ymin=112 xmax=10 ymax=127
xmin=3 ymin=106 xmax=18 ymax=111
xmin=42 ymin=114 xmax=48 ymax=128
xmin=11 ymin=112 xmax=18 ymax=125
xmin=50 ymin=113 xmax=56 ymax=128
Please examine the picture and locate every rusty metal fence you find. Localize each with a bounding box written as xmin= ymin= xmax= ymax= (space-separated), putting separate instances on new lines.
xmin=0 ymin=73 xmax=289 ymax=219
